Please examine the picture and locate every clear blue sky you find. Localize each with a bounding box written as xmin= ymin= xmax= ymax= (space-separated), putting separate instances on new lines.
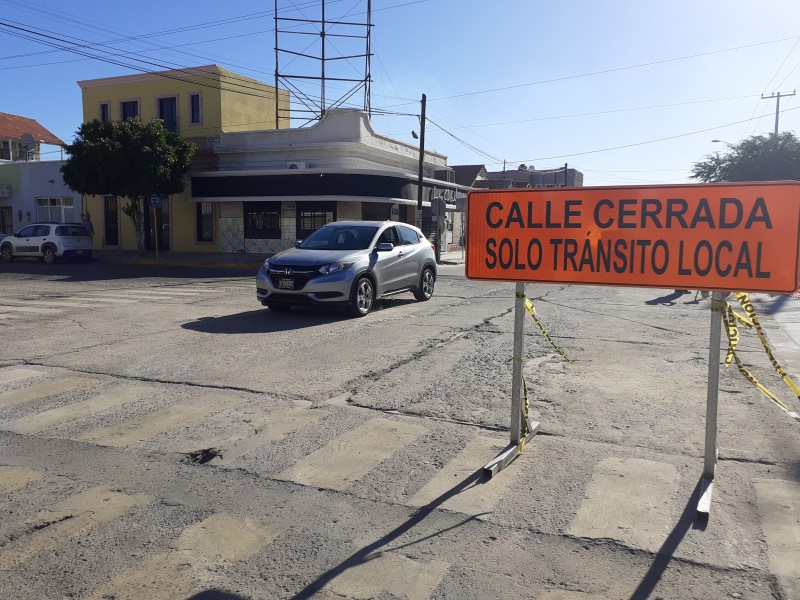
xmin=3 ymin=0 xmax=800 ymax=185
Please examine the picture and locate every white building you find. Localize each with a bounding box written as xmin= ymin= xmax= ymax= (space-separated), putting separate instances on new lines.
xmin=191 ymin=110 xmax=468 ymax=254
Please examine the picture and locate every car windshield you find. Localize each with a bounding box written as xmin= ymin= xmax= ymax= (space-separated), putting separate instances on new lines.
xmin=298 ymin=225 xmax=379 ymax=251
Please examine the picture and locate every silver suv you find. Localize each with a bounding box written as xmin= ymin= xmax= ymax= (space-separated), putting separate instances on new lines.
xmin=256 ymin=220 xmax=436 ymax=317
xmin=0 ymin=222 xmax=93 ymax=265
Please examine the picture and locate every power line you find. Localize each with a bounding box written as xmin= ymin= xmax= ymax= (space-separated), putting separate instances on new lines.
xmin=379 ymin=35 xmax=800 ymax=106
xmin=0 ymin=19 xmax=283 ymax=100
xmin=434 ymin=94 xmax=759 ymax=131
xmin=503 ymin=106 xmax=800 ymax=165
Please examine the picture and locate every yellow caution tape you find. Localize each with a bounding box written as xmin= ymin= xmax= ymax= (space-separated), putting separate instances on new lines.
xmin=520 ymin=375 xmax=531 ymax=453
xmin=524 ymin=297 xmax=572 ymax=363
xmin=714 ymin=296 xmax=800 ymax=422
xmin=735 ymin=293 xmax=800 ymax=402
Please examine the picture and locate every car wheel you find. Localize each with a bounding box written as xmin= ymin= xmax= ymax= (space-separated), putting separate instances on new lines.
xmin=414 ymin=267 xmax=435 ymax=301
xmin=0 ymin=244 xmax=13 ymax=262
xmin=42 ymin=247 xmax=57 ymax=265
xmin=348 ymin=276 xmax=374 ymax=317
xmin=266 ymin=303 xmax=291 ymax=312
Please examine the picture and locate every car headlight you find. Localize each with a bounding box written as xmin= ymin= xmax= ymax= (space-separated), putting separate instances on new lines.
xmin=318 ymin=262 xmax=352 ymax=275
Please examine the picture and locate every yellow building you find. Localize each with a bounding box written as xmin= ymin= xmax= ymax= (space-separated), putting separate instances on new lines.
xmin=77 ymin=65 xmax=289 ymax=252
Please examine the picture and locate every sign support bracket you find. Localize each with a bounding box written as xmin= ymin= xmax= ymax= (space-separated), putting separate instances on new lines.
xmin=698 ymin=290 xmax=725 ymax=516
xmin=484 ymin=282 xmax=541 ymax=478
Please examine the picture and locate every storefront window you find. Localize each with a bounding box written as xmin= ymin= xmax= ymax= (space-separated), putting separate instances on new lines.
xmin=244 ymin=201 xmax=281 ymax=238
xmin=297 ymin=202 xmax=336 ymax=240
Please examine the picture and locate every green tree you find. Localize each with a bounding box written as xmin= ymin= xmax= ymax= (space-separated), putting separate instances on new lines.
xmin=691 ymin=131 xmax=800 ymax=182
xmin=61 ymin=119 xmax=195 ymax=253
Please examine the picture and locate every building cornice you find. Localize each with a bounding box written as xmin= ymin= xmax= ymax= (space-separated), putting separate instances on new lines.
xmin=77 ymin=65 xmax=227 ymax=89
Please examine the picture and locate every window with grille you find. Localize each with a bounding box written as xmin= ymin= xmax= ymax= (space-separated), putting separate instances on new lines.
xmin=297 ymin=202 xmax=336 ymax=240
xmin=196 ymin=202 xmax=214 ymax=242
xmin=361 ymin=202 xmax=391 ymax=221
xmin=244 ymin=202 xmax=281 ymax=239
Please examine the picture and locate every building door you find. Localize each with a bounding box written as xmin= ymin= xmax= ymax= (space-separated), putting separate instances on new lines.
xmin=144 ymin=197 xmax=170 ymax=251
xmin=0 ymin=207 xmax=12 ymax=235
xmin=103 ymin=196 xmax=119 ymax=246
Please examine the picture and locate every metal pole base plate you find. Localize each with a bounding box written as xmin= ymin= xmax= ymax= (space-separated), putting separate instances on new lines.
xmin=697 ymin=476 xmax=714 ymax=517
xmin=483 ymin=421 xmax=541 ymax=478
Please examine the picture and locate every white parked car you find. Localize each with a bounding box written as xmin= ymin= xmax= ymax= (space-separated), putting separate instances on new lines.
xmin=0 ymin=222 xmax=93 ymax=264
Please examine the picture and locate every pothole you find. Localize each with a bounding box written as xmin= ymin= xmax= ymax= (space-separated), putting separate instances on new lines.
xmin=182 ymin=448 xmax=222 ymax=464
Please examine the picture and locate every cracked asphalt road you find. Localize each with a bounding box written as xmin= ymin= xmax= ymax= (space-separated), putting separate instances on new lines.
xmin=0 ymin=260 xmax=798 ymax=599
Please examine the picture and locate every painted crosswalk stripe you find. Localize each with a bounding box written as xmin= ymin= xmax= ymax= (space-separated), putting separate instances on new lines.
xmin=76 ymin=296 xmax=138 ymax=304
xmin=0 ymin=466 xmax=43 ymax=494
xmin=0 ymin=487 xmax=149 ymax=570
xmin=754 ymin=478 xmax=800 ymax=578
xmin=0 ymin=367 xmax=44 ymax=386
xmin=408 ymin=436 xmax=510 ymax=516
xmin=87 ymin=513 xmax=281 ymax=600
xmin=279 ymin=417 xmax=425 ymax=491
xmin=323 ymin=551 xmax=449 ymax=600
xmin=104 ymin=289 xmax=208 ymax=297
xmin=0 ymin=377 xmax=100 ymax=409
xmin=0 ymin=305 xmax=63 ymax=315
xmin=1 ymin=300 xmax=98 ymax=309
xmin=4 ymin=384 xmax=154 ymax=434
xmin=162 ymin=287 xmax=225 ymax=293
xmin=208 ymin=407 xmax=329 ymax=465
xmin=77 ymin=393 xmax=243 ymax=447
xmin=569 ymin=457 xmax=679 ymax=552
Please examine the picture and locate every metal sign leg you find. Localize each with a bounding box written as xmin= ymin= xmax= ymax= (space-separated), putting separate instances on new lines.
xmin=484 ymin=282 xmax=540 ymax=478
xmin=698 ymin=291 xmax=725 ymax=516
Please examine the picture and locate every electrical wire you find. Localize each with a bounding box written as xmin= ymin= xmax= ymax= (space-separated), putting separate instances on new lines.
xmin=377 ymin=35 xmax=800 ymax=108
xmin=504 ymin=105 xmax=800 ymax=165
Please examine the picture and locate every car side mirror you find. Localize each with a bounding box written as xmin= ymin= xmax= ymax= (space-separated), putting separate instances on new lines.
xmin=375 ymin=242 xmax=394 ymax=252
xmin=294 ymin=240 xmax=303 ymax=247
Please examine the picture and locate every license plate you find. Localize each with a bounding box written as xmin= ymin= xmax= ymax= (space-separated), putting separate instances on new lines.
xmin=278 ymin=278 xmax=294 ymax=290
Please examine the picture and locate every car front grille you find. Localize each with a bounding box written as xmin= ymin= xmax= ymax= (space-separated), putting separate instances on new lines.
xmin=267 ymin=265 xmax=319 ymax=291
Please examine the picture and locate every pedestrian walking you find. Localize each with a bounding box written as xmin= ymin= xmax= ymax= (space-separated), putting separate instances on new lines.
xmin=81 ymin=212 xmax=95 ymax=238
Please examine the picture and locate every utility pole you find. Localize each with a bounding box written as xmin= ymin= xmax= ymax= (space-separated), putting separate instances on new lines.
xmin=416 ymin=93 xmax=426 ymax=229
xmin=762 ymin=90 xmax=796 ymax=134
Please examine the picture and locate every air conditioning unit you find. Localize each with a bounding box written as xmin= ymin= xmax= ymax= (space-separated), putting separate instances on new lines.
xmin=287 ymin=161 xmax=307 ymax=170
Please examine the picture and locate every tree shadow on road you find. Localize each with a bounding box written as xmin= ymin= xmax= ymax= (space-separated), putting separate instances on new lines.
xmin=644 ymin=290 xmax=692 ymax=306
xmin=290 ymin=467 xmax=490 ymax=599
xmin=628 ymin=478 xmax=708 ymax=600
xmin=761 ymin=293 xmax=791 ymax=315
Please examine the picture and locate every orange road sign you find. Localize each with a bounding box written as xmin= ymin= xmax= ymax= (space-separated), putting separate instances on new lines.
xmin=466 ymin=182 xmax=800 ymax=294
